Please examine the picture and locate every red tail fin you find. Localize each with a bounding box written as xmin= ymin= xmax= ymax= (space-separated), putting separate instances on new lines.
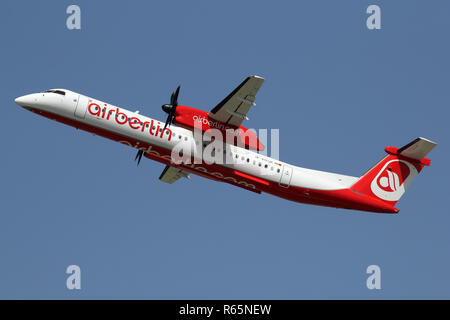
xmin=351 ymin=137 xmax=436 ymax=206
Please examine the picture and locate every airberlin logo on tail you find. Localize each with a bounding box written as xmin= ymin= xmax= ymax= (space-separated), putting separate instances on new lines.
xmin=382 ymin=170 xmax=401 ymax=191
xmin=370 ymin=159 xmax=418 ymax=202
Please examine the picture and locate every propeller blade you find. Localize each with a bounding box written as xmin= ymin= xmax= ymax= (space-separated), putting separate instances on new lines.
xmin=173 ymin=85 xmax=180 ymax=106
xmin=163 ymin=116 xmax=171 ymax=131
xmin=163 ymin=108 xmax=174 ymax=130
xmin=135 ymin=150 xmax=143 ymax=166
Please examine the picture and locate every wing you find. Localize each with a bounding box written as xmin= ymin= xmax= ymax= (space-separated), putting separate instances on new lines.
xmin=159 ymin=165 xmax=190 ymax=184
xmin=208 ymin=75 xmax=264 ymax=127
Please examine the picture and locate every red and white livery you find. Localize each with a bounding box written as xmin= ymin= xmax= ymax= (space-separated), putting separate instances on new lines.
xmin=15 ymin=76 xmax=437 ymax=214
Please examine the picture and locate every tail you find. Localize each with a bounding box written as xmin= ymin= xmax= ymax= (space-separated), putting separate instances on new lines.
xmin=351 ymin=137 xmax=437 ymax=208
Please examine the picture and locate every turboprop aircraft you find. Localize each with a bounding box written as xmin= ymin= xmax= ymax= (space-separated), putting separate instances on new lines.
xmin=15 ymin=75 xmax=436 ymax=213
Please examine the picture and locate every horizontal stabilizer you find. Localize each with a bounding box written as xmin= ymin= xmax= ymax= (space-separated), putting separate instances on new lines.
xmin=396 ymin=137 xmax=437 ymax=161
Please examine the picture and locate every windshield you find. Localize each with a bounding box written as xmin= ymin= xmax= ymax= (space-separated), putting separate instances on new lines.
xmin=44 ymin=90 xmax=66 ymax=96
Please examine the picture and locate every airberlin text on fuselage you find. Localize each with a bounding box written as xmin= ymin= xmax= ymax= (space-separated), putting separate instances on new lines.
xmin=87 ymin=102 xmax=173 ymax=141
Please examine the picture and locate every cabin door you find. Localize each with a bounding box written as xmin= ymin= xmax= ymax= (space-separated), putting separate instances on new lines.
xmin=74 ymin=95 xmax=89 ymax=119
xmin=279 ymin=165 xmax=293 ymax=188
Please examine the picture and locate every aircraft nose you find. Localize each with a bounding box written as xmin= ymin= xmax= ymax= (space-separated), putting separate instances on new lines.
xmin=15 ymin=94 xmax=37 ymax=108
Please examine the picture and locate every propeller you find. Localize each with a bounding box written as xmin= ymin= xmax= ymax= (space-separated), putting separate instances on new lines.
xmin=161 ymin=85 xmax=180 ymax=130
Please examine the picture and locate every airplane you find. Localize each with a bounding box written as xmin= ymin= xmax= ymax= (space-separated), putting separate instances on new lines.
xmin=15 ymin=75 xmax=436 ymax=214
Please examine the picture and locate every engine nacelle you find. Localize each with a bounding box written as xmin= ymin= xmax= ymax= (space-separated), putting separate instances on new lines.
xmin=173 ymin=106 xmax=265 ymax=151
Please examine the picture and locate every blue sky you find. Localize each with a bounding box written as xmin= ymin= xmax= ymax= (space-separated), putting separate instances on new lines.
xmin=0 ymin=0 xmax=448 ymax=299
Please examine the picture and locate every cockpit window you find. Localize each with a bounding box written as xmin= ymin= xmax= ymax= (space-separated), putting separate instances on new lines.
xmin=44 ymin=90 xmax=66 ymax=96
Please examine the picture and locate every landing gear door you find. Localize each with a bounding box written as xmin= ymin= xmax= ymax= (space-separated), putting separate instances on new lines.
xmin=74 ymin=95 xmax=89 ymax=119
xmin=279 ymin=165 xmax=293 ymax=188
